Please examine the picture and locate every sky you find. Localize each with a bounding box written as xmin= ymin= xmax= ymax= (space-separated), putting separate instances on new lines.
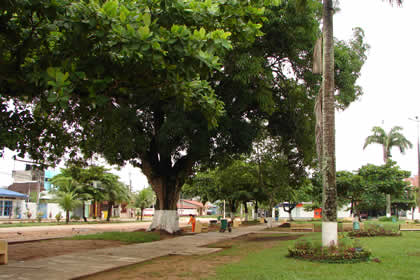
xmin=1 ymin=0 xmax=420 ymax=188
xmin=334 ymin=0 xmax=420 ymax=175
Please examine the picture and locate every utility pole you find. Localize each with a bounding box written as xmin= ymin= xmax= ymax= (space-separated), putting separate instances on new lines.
xmin=409 ymin=116 xmax=420 ymax=219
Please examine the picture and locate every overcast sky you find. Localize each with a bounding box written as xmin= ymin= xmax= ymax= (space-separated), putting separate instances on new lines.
xmin=1 ymin=0 xmax=419 ymax=188
xmin=335 ymin=0 xmax=420 ymax=175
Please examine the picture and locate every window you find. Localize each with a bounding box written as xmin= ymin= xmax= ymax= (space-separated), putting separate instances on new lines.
xmin=2 ymin=201 xmax=12 ymax=216
xmin=0 ymin=201 xmax=2 ymax=216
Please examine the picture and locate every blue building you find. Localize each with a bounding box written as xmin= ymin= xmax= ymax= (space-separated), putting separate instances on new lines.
xmin=44 ymin=169 xmax=60 ymax=191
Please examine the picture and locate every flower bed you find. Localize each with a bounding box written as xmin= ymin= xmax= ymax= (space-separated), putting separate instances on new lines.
xmin=348 ymin=224 xmax=401 ymax=238
xmin=287 ymin=238 xmax=371 ymax=263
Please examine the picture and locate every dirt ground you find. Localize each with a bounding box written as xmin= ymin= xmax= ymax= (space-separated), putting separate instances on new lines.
xmin=6 ymin=225 xmax=209 ymax=263
xmin=79 ymin=234 xmax=302 ymax=280
xmin=9 ymin=240 xmax=127 ymax=262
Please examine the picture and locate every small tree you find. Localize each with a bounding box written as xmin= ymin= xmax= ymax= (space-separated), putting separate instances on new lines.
xmin=56 ymin=191 xmax=81 ymax=224
xmin=132 ymin=188 xmax=155 ymax=221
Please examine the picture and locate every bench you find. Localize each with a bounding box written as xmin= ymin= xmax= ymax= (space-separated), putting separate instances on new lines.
xmin=0 ymin=239 xmax=7 ymax=265
xmin=195 ymin=221 xmax=209 ymax=233
xmin=233 ymin=219 xmax=242 ymax=228
xmin=399 ymin=224 xmax=420 ymax=231
xmin=290 ymin=223 xmax=314 ymax=232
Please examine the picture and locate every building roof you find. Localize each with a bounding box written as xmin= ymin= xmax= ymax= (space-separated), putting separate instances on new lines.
xmin=0 ymin=188 xmax=28 ymax=198
xmin=177 ymin=199 xmax=204 ymax=209
xmin=7 ymin=182 xmax=44 ymax=195
xmin=181 ymin=199 xmax=204 ymax=207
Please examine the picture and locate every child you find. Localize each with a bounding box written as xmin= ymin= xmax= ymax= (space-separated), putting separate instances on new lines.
xmin=188 ymin=214 xmax=196 ymax=232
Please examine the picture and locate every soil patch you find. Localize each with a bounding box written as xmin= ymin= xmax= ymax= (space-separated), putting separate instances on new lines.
xmin=79 ymin=233 xmax=300 ymax=280
xmin=9 ymin=239 xmax=126 ymax=262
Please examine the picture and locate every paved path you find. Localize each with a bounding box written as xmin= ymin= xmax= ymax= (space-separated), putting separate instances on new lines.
xmin=0 ymin=224 xmax=268 ymax=280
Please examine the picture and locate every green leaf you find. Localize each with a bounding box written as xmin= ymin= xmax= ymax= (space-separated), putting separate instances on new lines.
xmin=47 ymin=67 xmax=56 ymax=79
xmin=47 ymin=94 xmax=57 ymax=103
xmin=138 ymin=26 xmax=150 ymax=40
xmin=143 ymin=13 xmax=151 ymax=27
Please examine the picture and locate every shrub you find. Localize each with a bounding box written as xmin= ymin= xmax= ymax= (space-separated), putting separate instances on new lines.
xmin=36 ymin=212 xmax=43 ymax=223
xmin=287 ymin=237 xmax=371 ymax=263
xmin=348 ymin=224 xmax=401 ymax=237
xmin=55 ymin=212 xmax=62 ymax=223
xmin=378 ymin=216 xmax=398 ymax=222
xmin=71 ymin=215 xmax=81 ymax=221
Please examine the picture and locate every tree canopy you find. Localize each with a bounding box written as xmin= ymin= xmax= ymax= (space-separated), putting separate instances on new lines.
xmin=1 ymin=0 xmax=368 ymax=232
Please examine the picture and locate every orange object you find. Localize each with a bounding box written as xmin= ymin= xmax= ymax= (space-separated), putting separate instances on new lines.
xmin=188 ymin=215 xmax=196 ymax=232
xmin=314 ymin=208 xmax=322 ymax=219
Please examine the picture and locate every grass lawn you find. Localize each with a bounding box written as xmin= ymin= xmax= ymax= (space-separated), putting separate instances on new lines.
xmin=0 ymin=220 xmax=146 ymax=228
xmin=66 ymin=231 xmax=161 ymax=243
xmin=208 ymin=232 xmax=420 ymax=280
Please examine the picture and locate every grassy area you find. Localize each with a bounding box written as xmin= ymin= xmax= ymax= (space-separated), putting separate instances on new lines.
xmin=208 ymin=232 xmax=420 ymax=280
xmin=66 ymin=231 xmax=161 ymax=243
xmin=0 ymin=220 xmax=146 ymax=228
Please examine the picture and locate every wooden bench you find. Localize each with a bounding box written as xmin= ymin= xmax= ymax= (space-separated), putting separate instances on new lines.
xmin=0 ymin=240 xmax=7 ymax=265
xmin=399 ymin=224 xmax=420 ymax=231
xmin=290 ymin=223 xmax=314 ymax=232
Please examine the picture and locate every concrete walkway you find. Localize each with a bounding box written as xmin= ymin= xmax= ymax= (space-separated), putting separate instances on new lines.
xmin=0 ymin=224 xmax=268 ymax=280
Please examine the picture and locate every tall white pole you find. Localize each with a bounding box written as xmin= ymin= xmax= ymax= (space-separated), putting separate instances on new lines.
xmin=223 ymin=200 xmax=226 ymax=219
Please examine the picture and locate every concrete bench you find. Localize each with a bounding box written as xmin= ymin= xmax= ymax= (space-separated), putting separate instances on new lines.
xmin=233 ymin=219 xmax=242 ymax=228
xmin=195 ymin=221 xmax=209 ymax=233
xmin=0 ymin=239 xmax=7 ymax=265
xmin=290 ymin=223 xmax=314 ymax=232
xmin=399 ymin=224 xmax=420 ymax=231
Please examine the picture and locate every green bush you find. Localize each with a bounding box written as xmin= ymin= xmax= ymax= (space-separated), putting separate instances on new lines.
xmin=348 ymin=224 xmax=401 ymax=237
xmin=71 ymin=215 xmax=80 ymax=221
xmin=55 ymin=212 xmax=62 ymax=223
xmin=288 ymin=237 xmax=371 ymax=263
xmin=378 ymin=216 xmax=398 ymax=222
xmin=36 ymin=212 xmax=43 ymax=223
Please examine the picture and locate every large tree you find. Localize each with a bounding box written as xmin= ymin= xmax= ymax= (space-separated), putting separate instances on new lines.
xmin=363 ymin=125 xmax=412 ymax=216
xmin=1 ymin=0 xmax=368 ymax=233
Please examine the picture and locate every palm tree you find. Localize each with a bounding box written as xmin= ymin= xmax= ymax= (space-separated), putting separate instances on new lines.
xmin=99 ymin=173 xmax=130 ymax=222
xmin=317 ymin=0 xmax=403 ymax=246
xmin=363 ymin=126 xmax=412 ymax=162
xmin=132 ymin=187 xmax=155 ymax=221
xmin=363 ymin=125 xmax=412 ymax=216
xmin=56 ymin=191 xmax=82 ymax=224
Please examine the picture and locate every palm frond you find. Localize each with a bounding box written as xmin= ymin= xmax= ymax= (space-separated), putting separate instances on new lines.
xmin=384 ymin=0 xmax=403 ymax=6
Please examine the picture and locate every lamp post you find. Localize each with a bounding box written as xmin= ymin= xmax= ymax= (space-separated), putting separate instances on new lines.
xmin=409 ymin=116 xmax=420 ymax=219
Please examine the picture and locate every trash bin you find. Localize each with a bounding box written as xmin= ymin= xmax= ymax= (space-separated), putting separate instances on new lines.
xmin=353 ymin=221 xmax=360 ymax=230
xmin=220 ymin=219 xmax=228 ymax=232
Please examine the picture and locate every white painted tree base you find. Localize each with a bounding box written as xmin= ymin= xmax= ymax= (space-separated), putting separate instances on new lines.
xmin=147 ymin=210 xmax=180 ymax=234
xmin=266 ymin=217 xmax=273 ymax=228
xmin=322 ymin=221 xmax=337 ymax=247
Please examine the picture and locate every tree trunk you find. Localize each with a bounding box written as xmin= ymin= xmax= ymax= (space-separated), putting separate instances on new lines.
xmin=82 ymin=201 xmax=87 ymax=222
xmin=66 ymin=210 xmax=70 ymax=224
xmin=321 ymin=0 xmax=337 ymax=247
xmin=243 ymin=202 xmax=248 ymax=221
xmin=283 ymin=204 xmax=296 ymax=221
xmin=107 ymin=201 xmax=113 ymax=222
xmin=140 ymin=208 xmax=144 ymax=221
xmin=254 ymin=201 xmax=258 ymax=220
xmin=230 ymin=200 xmax=236 ymax=218
xmin=147 ymin=177 xmax=183 ymax=233
xmin=386 ymin=194 xmax=392 ymax=217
